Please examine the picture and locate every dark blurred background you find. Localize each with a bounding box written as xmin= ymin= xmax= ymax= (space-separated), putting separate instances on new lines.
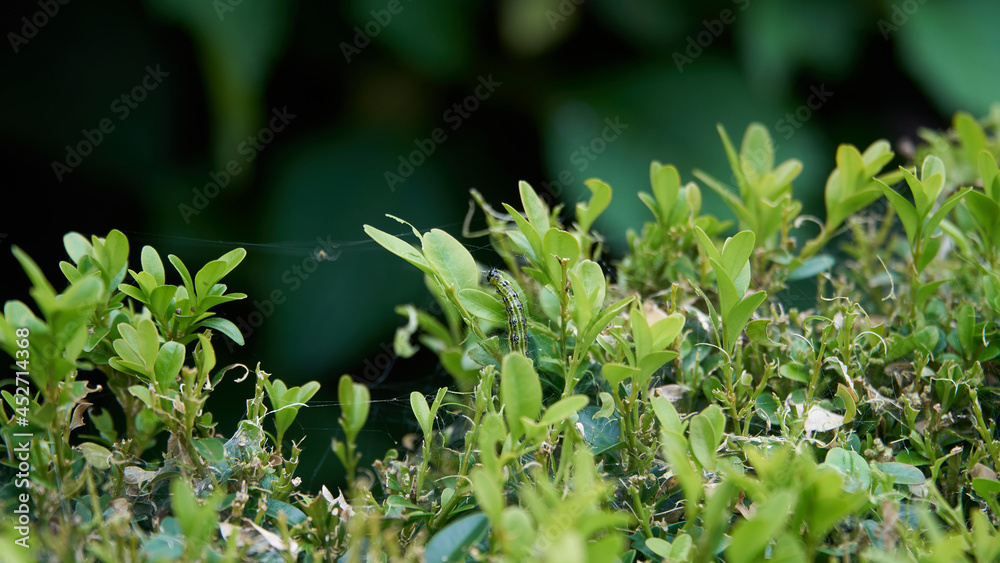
xmin=2 ymin=0 xmax=998 ymax=491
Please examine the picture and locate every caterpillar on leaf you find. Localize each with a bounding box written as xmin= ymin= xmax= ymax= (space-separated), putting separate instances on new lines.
xmin=486 ymin=268 xmax=527 ymax=355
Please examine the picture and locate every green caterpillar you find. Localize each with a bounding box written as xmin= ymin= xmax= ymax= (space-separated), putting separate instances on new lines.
xmin=487 ymin=268 xmax=527 ymax=355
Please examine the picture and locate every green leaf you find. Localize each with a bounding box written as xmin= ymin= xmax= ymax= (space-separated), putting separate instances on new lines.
xmin=458 ymin=288 xmax=506 ymax=324
xmin=739 ymin=122 xmax=774 ymax=181
xmin=423 ymin=229 xmax=478 ymax=292
xmin=470 ymin=467 xmax=503 ymax=523
xmin=823 ymin=448 xmax=871 ymax=492
xmin=687 ymin=182 xmax=703 ymax=216
xmin=135 ymin=318 xmax=161 ymax=368
xmin=215 ymin=248 xmax=246 ymax=275
xmin=694 ymin=170 xmax=757 ymax=231
xmin=262 ymin=498 xmax=307 ymax=526
xmin=767 ymin=159 xmax=803 ymax=196
xmin=725 ymin=290 xmax=767 ymax=353
xmin=519 ymin=180 xmax=550 ymax=234
xmin=539 ymin=395 xmax=589 ymax=426
xmin=102 ymin=230 xmax=130 ymax=273
xmin=77 ymin=442 xmax=112 ymax=470
xmin=836 ymin=385 xmax=857 ymax=425
xmin=745 ymin=318 xmax=777 ymax=347
xmin=12 ymin=247 xmax=57 ymax=306
xmin=576 ymin=406 xmax=621 ymax=455
xmin=634 ymin=350 xmax=678 ymax=389
xmin=693 ymin=226 xmax=723 ymax=264
xmin=972 ymin=478 xmax=1000 ymax=499
xmin=689 ymin=414 xmax=718 ymax=470
xmin=702 ymin=404 xmax=726 ymax=441
xmin=501 ymin=353 xmax=541 ymax=437
xmin=194 ymin=334 xmax=216 ymax=379
xmin=580 ymin=296 xmax=633 ymax=352
xmin=981 ymin=150 xmax=1000 ymax=201
xmin=192 ymin=437 xmax=226 ymax=464
xmin=920 ymin=155 xmax=947 ymax=204
xmin=338 ymin=375 xmax=370 ymax=440
xmin=649 ymin=162 xmax=681 ymax=226
xmin=645 ymin=538 xmax=672 ymax=558
xmin=141 ymin=246 xmax=166 ymax=285
xmin=499 ymin=507 xmax=535 ymax=554
xmin=954 ymin=112 xmax=988 ymax=170
xmin=411 ymin=391 xmax=432 ymax=437
xmin=717 ymin=123 xmax=750 ymax=199
xmin=596 ymin=392 xmax=616 ymax=419
xmin=64 ymin=232 xmax=93 ymax=265
xmin=630 ymin=301 xmax=652 ymax=359
xmin=148 ymin=285 xmax=178 ymax=320
xmin=195 ymin=318 xmax=245 ymax=346
xmin=273 ymin=381 xmax=320 ymax=441
xmin=956 ymin=303 xmax=975 ymax=357
xmin=478 ymin=413 xmax=506 ymax=454
xmin=875 ymin=462 xmax=925 ymax=485
xmin=154 ymin=341 xmax=185 ymax=389
xmin=568 ymin=269 xmax=593 ymax=332
xmin=194 ymin=260 xmax=228 ymax=299
xmin=721 ymin=230 xmax=755 ymax=280
xmin=602 ymin=363 xmax=638 ymax=389
xmin=543 ymin=228 xmax=580 ymax=269
xmin=755 ymin=393 xmax=780 ymax=425
xmin=875 ymin=178 xmax=920 ymax=247
xmin=110 ymin=358 xmax=147 ymax=378
xmin=964 ymin=191 xmax=1000 ymax=236
xmin=62 ymin=276 xmax=104 ymax=309
xmin=576 ymin=178 xmax=611 ymax=233
xmin=650 ymin=395 xmax=682 ymax=433
xmin=649 ymin=313 xmax=684 ymax=352
xmin=59 ymin=261 xmax=81 ymax=283
xmin=573 ymin=259 xmax=606 ymax=318
xmin=660 ymin=430 xmax=700 ymax=522
xmin=128 ymin=385 xmax=155 ymax=409
xmin=787 ymin=255 xmax=835 ymax=281
xmin=924 ymin=187 xmax=972 ymax=246
xmin=168 ymin=255 xmax=196 ymax=304
xmin=364 ymin=224 xmax=434 ymax=277
xmin=727 ymin=489 xmax=794 ymax=563
xmin=502 ymin=203 xmax=543 ymax=265
xmin=425 ymin=512 xmax=490 ymax=563
xmin=915 ymin=280 xmax=950 ymax=312
xmin=894 ymin=450 xmax=929 ymax=466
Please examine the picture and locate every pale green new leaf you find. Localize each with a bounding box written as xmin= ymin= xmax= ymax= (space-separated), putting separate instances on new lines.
xmin=576 ymin=178 xmax=611 ymax=233
xmin=423 ymin=229 xmax=478 ymax=292
xmin=875 ymin=179 xmax=919 ymax=247
xmin=519 ymin=180 xmax=550 ymax=234
xmin=501 ymin=353 xmax=541 ymax=438
xmin=725 ymin=290 xmax=767 ymax=353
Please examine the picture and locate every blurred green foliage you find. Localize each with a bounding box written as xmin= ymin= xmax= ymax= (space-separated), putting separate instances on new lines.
xmin=2 ymin=0 xmax=999 ymax=487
